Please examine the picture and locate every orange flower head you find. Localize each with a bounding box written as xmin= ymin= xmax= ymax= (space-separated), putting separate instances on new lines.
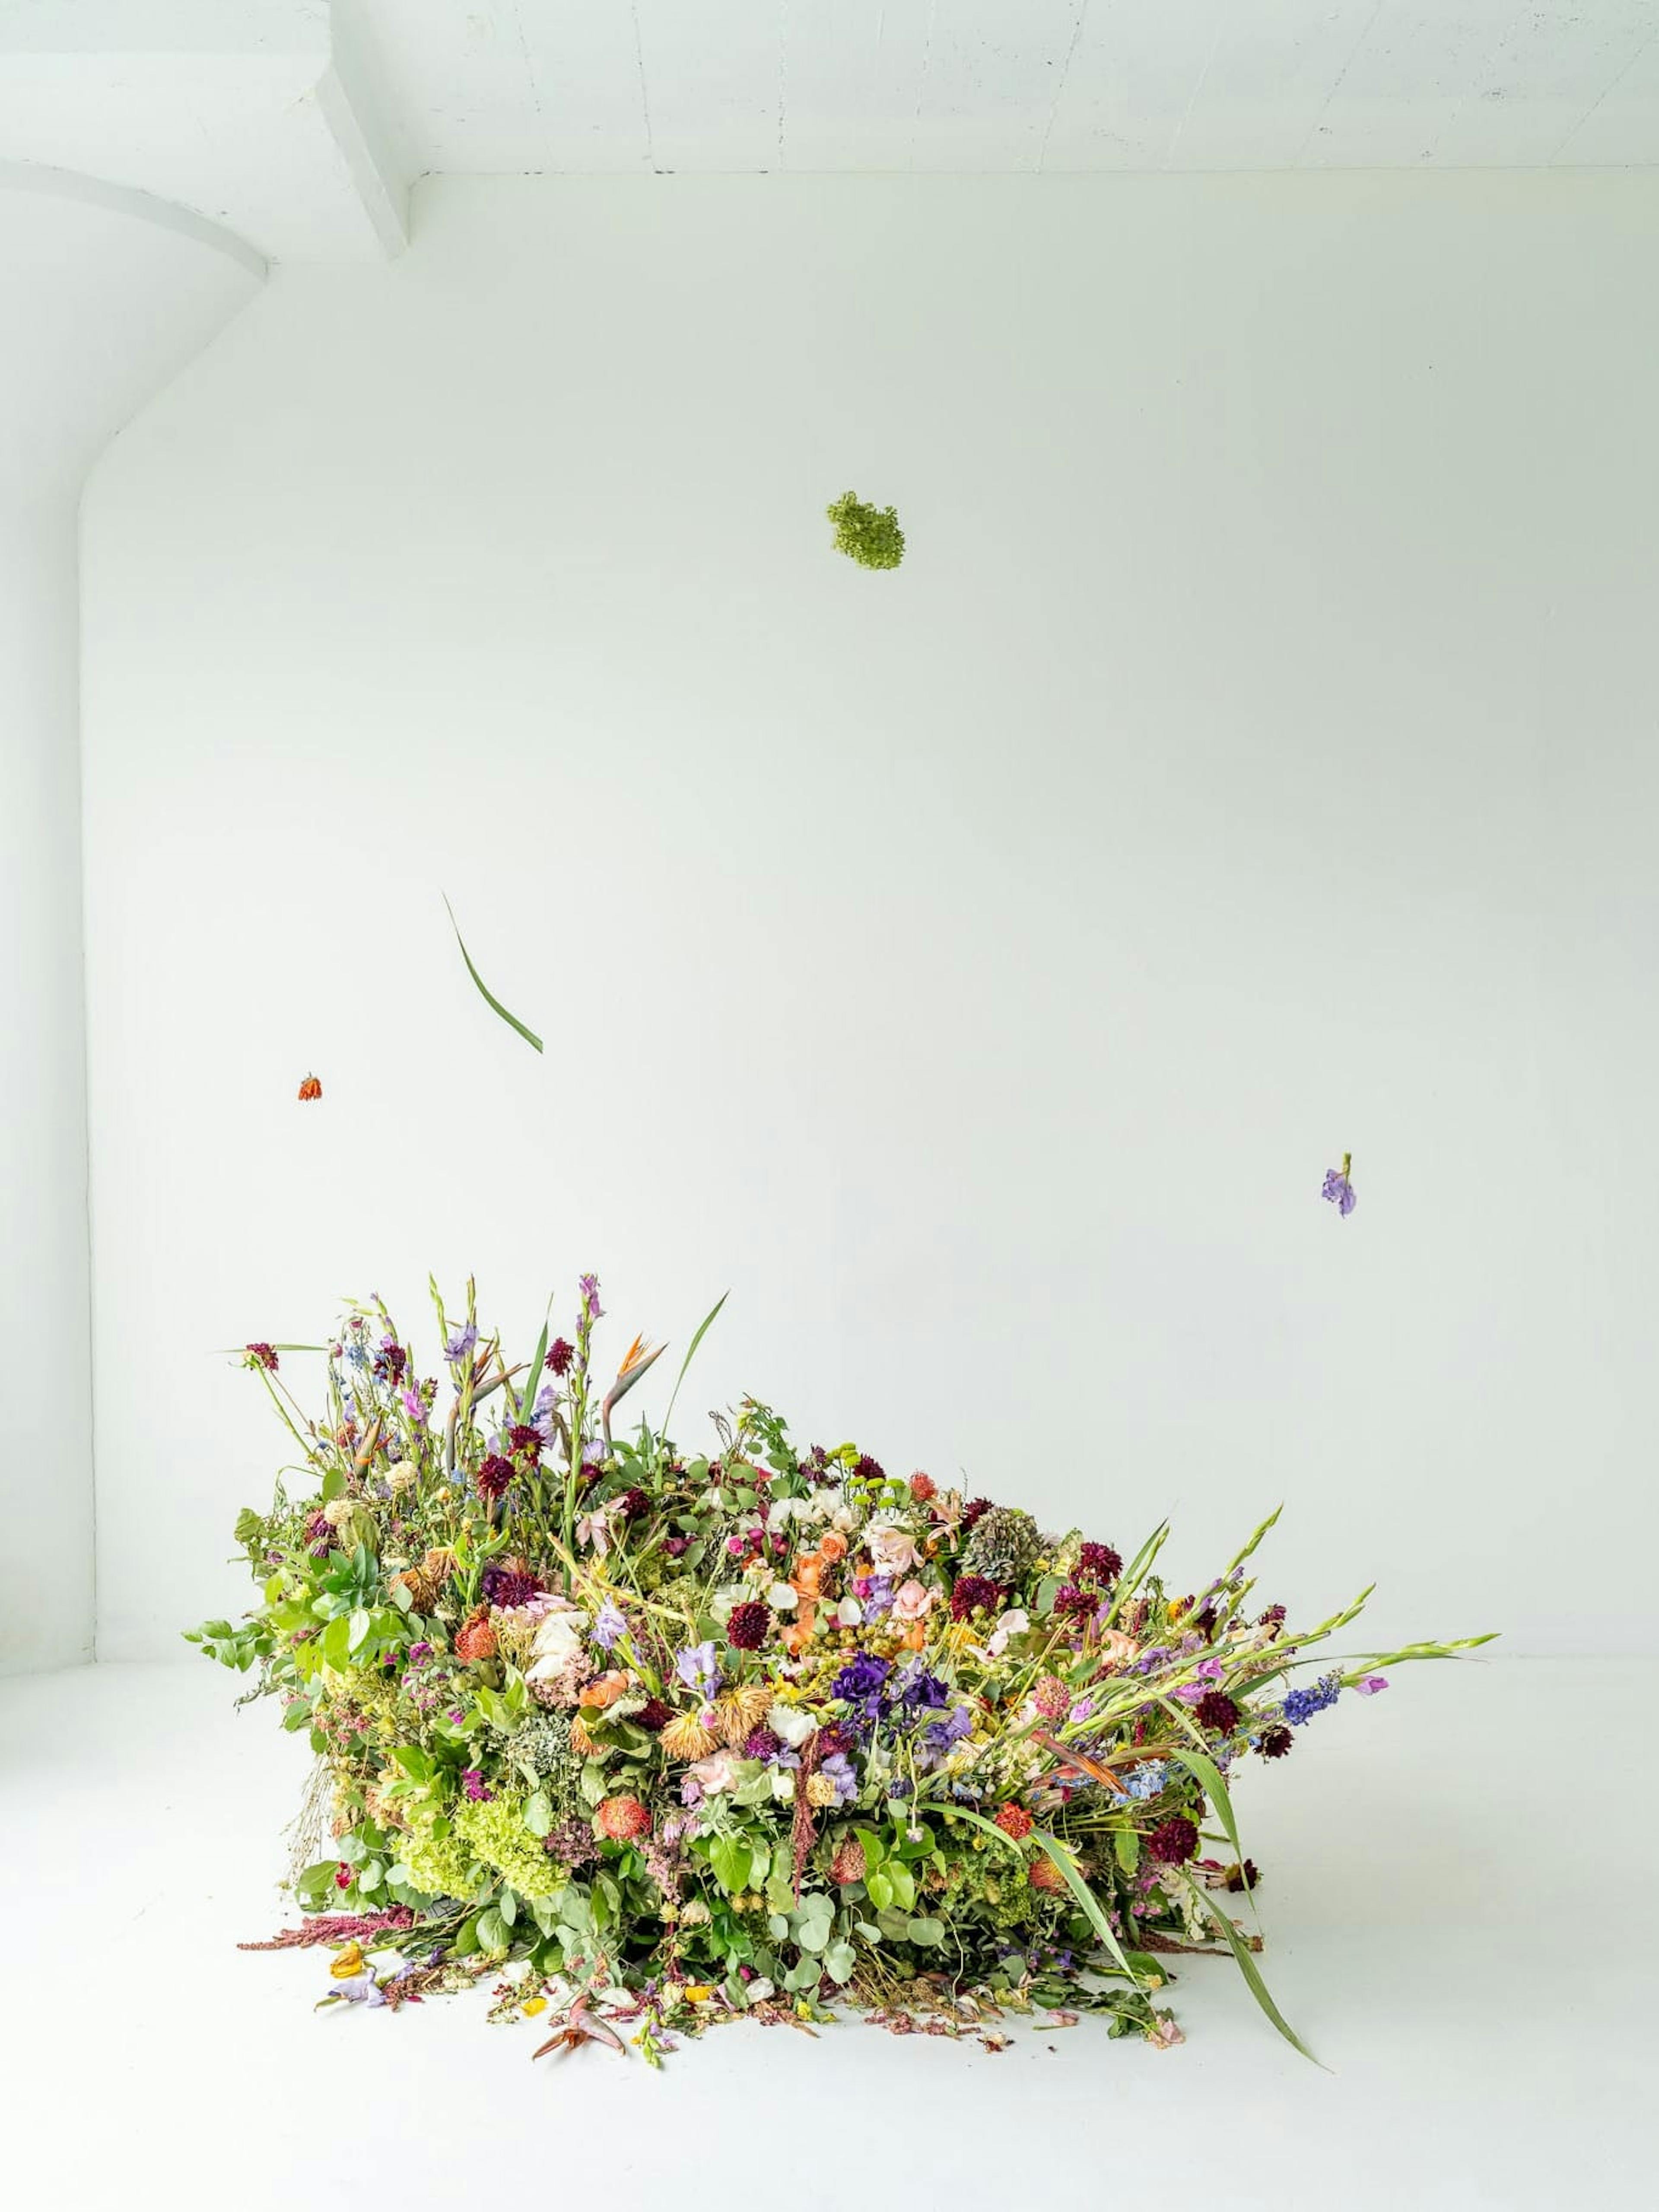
xmin=817 ymin=1532 xmax=848 ymax=1565
xmin=578 ymin=1668 xmax=629 ymax=1711
xmin=595 ymin=1794 xmax=651 ymax=1842
xmin=297 ymin=1073 xmax=322 ymax=1102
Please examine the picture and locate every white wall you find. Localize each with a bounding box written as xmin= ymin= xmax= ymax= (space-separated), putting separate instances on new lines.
xmin=0 ymin=174 xmax=258 ymax=1674
xmin=82 ymin=173 xmax=1659 ymax=1662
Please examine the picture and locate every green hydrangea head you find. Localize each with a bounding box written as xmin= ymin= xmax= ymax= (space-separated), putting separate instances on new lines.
xmin=962 ymin=1505 xmax=1042 ymax=1585
xmin=454 ymin=1793 xmax=566 ymax=1899
xmin=827 ymin=491 xmax=905 ymax=571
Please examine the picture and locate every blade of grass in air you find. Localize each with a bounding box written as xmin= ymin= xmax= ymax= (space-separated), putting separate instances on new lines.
xmin=661 ymin=1290 xmax=728 ymax=1434
xmin=443 ymin=893 xmax=543 ymax=1053
xmin=1182 ymin=1874 xmax=1322 ymax=2066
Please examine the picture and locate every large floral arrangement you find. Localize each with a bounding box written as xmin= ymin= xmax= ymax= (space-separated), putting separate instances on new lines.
xmin=191 ymin=1276 xmax=1488 ymax=2063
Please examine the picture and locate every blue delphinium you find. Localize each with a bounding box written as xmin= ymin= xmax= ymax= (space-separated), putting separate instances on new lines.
xmin=1281 ymin=1671 xmax=1342 ymax=1726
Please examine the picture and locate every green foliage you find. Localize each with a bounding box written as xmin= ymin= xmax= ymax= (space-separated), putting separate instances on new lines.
xmin=826 ymin=489 xmax=905 ymax=571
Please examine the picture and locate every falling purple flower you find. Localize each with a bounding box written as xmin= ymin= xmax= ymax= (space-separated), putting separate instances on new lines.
xmin=579 ymin=1273 xmax=604 ymax=1322
xmin=1355 ymin=1674 xmax=1389 ymax=1696
xmin=1322 ymin=1153 xmax=1357 ymax=1216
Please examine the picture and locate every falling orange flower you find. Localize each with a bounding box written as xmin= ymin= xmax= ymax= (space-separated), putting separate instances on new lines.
xmin=297 ymin=1073 xmax=322 ymax=1101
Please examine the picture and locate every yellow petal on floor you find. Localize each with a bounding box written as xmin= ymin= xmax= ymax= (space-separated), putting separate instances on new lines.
xmin=521 ymin=1996 xmax=547 ymax=2015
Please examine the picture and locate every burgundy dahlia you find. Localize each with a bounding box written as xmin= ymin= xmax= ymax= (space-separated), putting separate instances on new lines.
xmin=852 ymin=1454 xmax=886 ymax=1484
xmin=1077 ymin=1540 xmax=1122 ymax=1584
xmin=474 ymin=1453 xmax=515 ymax=1502
xmin=1257 ymin=1723 xmax=1294 ymax=1760
xmin=615 ymin=1487 xmax=650 ymax=1523
xmin=1195 ymin=1691 xmax=1241 ymax=1735
xmin=960 ymin=1497 xmax=994 ymax=1534
xmin=726 ymin=1601 xmax=771 ymax=1651
xmin=508 ymin=1424 xmax=543 ymax=1460
xmin=544 ymin=1337 xmax=575 ymax=1376
xmin=1149 ymin=1815 xmax=1200 ymax=1866
xmin=950 ymin=1574 xmax=1001 ymax=1621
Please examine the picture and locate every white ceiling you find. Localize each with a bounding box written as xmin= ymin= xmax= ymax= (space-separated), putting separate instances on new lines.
xmin=355 ymin=0 xmax=1659 ymax=176
xmin=3 ymin=1 xmax=1659 ymax=264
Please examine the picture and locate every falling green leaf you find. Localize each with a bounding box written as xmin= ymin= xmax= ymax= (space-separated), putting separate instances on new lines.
xmin=1183 ymin=1875 xmax=1320 ymax=2065
xmin=442 ymin=893 xmax=542 ymax=1053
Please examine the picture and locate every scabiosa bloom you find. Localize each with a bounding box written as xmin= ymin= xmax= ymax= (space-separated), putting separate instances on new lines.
xmin=474 ymin=1453 xmax=514 ymax=1503
xmin=544 ymin=1337 xmax=575 ymax=1376
xmin=1052 ymin=1583 xmax=1098 ymax=1622
xmin=615 ymin=1487 xmax=649 ymax=1524
xmin=1077 ymin=1541 xmax=1122 ymax=1584
xmin=1149 ymin=1815 xmax=1199 ymax=1865
xmin=950 ymin=1574 xmax=1001 ymax=1621
xmin=480 ymin=1562 xmax=542 ymax=1609
xmin=726 ymin=1601 xmax=771 ymax=1651
xmin=1322 ymin=1155 xmax=1357 ymax=1216
xmin=636 ymin=1698 xmax=673 ymax=1732
xmin=960 ymin=1497 xmax=994 ymax=1534
xmin=1195 ymin=1691 xmax=1241 ymax=1734
xmin=742 ymin=1726 xmax=782 ymax=1762
xmin=1282 ymin=1672 xmax=1342 ymax=1726
xmin=579 ymin=1273 xmax=603 ymax=1321
xmin=852 ymin=1454 xmax=886 ymax=1484
xmin=1223 ymin=1859 xmax=1262 ymax=1892
xmin=244 ymin=1342 xmax=279 ymax=1372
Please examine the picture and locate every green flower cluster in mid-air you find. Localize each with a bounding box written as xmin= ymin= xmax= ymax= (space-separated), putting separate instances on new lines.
xmin=827 ymin=490 xmax=905 ymax=570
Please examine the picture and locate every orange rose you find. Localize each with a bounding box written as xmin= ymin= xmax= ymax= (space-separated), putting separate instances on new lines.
xmin=817 ymin=1532 xmax=848 ymax=1565
xmin=578 ymin=1669 xmax=629 ymax=1710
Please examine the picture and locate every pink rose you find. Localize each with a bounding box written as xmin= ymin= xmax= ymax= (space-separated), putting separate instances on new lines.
xmin=890 ymin=1579 xmax=935 ymax=1624
xmin=867 ymin=1524 xmax=917 ymax=1574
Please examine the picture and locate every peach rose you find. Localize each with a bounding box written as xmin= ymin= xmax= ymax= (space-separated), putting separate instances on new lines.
xmin=890 ymin=1579 xmax=935 ymax=1624
xmin=817 ymin=1531 xmax=848 ymax=1565
xmin=578 ymin=1668 xmax=629 ymax=1710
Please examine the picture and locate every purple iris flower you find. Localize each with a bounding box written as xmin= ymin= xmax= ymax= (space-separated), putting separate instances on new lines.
xmin=592 ymin=1599 xmax=626 ymax=1651
xmin=1322 ymin=1157 xmax=1357 ymax=1216
xmin=675 ymin=1641 xmax=722 ymax=1697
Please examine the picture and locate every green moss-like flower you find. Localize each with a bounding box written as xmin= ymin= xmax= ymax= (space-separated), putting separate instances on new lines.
xmin=506 ymin=1710 xmax=584 ymax=1810
xmin=397 ymin=1822 xmax=480 ymax=1902
xmin=827 ymin=491 xmax=904 ymax=571
xmin=963 ymin=1505 xmax=1042 ymax=1585
xmin=454 ymin=1793 xmax=566 ymax=1899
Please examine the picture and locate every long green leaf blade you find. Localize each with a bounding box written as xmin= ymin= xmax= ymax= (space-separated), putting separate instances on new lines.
xmin=661 ymin=1290 xmax=728 ymax=1435
xmin=944 ymin=1805 xmax=1144 ymax=1987
xmin=443 ymin=893 xmax=543 ymax=1053
xmin=1183 ymin=1875 xmax=1320 ymax=2065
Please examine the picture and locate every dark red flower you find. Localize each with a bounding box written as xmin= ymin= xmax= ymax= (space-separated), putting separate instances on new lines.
xmin=636 ymin=1698 xmax=673 ymax=1732
xmin=372 ymin=1339 xmax=408 ymax=1386
xmin=245 ymin=1342 xmax=279 ymax=1372
xmin=949 ymin=1574 xmax=1001 ymax=1621
xmin=1257 ymin=1604 xmax=1287 ymax=1634
xmin=742 ymin=1727 xmax=782 ymax=1761
xmin=480 ymin=1561 xmax=543 ymax=1608
xmin=1149 ymin=1816 xmax=1199 ymax=1866
xmin=508 ymin=1424 xmax=543 ymax=1461
xmin=994 ymin=1802 xmax=1033 ymax=1840
xmin=1258 ymin=1724 xmax=1293 ymax=1760
xmin=544 ymin=1338 xmax=575 ymax=1376
xmin=726 ymin=1601 xmax=771 ymax=1651
xmin=1224 ymin=1858 xmax=1262 ymax=1893
xmin=960 ymin=1497 xmax=994 ymax=1534
xmin=474 ymin=1454 xmax=514 ymax=1502
xmin=616 ymin=1487 xmax=650 ymax=1523
xmin=1195 ymin=1691 xmax=1240 ymax=1735
xmin=852 ymin=1454 xmax=886 ymax=1484
xmin=334 ymin=1863 xmax=353 ymax=1890
xmin=1052 ymin=1583 xmax=1097 ymax=1621
xmin=1077 ymin=1541 xmax=1122 ymax=1584
xmin=662 ymin=1535 xmax=691 ymax=1559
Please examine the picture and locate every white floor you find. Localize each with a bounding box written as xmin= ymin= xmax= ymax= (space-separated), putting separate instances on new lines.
xmin=1 ymin=1659 xmax=1649 ymax=2209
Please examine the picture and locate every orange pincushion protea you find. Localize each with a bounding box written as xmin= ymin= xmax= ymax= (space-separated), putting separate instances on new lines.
xmin=995 ymin=1802 xmax=1034 ymax=1840
xmin=297 ymin=1073 xmax=322 ymax=1101
xmin=1028 ymin=1856 xmax=1065 ymax=1892
xmin=595 ymin=1795 xmax=651 ymax=1842
xmin=454 ymin=1605 xmax=497 ymax=1662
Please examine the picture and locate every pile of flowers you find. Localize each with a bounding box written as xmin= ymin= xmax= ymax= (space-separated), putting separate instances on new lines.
xmin=191 ymin=1278 xmax=1488 ymax=2063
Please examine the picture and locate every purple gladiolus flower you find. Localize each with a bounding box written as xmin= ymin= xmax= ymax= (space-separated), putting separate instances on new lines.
xmin=442 ymin=1322 xmax=478 ymax=1363
xmin=592 ymin=1599 xmax=626 ymax=1651
xmin=579 ymin=1273 xmax=604 ymax=1321
xmin=675 ymin=1641 xmax=722 ymax=1697
xmin=335 ymin=1972 xmax=387 ymax=2007
xmin=1355 ymin=1674 xmax=1389 ymax=1696
xmin=819 ymin=1752 xmax=858 ymax=1806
